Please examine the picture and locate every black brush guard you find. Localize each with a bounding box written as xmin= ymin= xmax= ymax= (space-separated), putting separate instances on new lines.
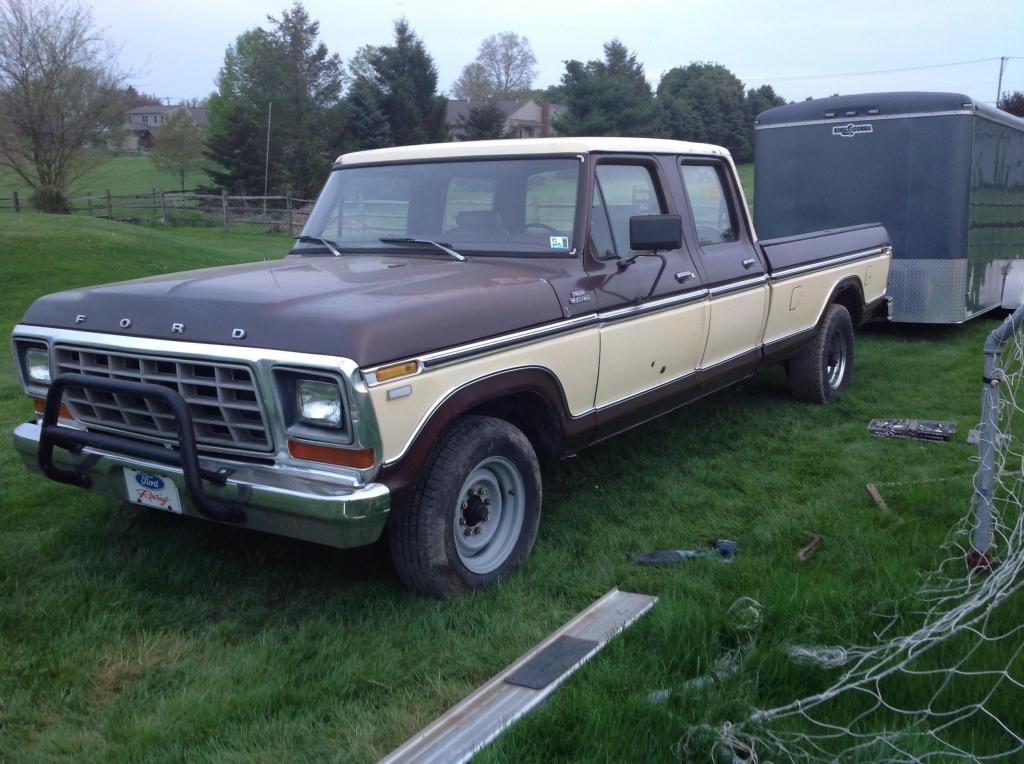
xmin=38 ymin=373 xmax=247 ymax=524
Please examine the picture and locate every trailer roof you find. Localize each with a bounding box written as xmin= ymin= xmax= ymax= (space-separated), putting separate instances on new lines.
xmin=757 ymin=91 xmax=1024 ymax=132
xmin=334 ymin=137 xmax=729 ymax=166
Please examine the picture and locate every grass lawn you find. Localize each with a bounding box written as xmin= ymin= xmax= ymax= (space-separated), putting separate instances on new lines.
xmin=0 ymin=154 xmax=216 ymax=202
xmin=1 ymin=213 xmax=1017 ymax=761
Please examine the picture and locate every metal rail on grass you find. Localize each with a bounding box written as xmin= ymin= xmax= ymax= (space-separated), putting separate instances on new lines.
xmin=972 ymin=303 xmax=1024 ymax=561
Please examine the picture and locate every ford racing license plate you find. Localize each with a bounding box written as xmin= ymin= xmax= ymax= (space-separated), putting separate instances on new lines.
xmin=123 ymin=468 xmax=182 ymax=514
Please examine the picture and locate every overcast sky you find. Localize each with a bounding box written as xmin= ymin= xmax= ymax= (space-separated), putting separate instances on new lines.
xmin=91 ymin=0 xmax=1023 ymax=106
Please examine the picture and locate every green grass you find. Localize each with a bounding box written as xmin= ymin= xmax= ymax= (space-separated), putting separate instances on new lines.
xmin=736 ymin=162 xmax=754 ymax=202
xmin=0 ymin=154 xmax=215 ymax=201
xmin=1 ymin=212 xmax=1018 ymax=761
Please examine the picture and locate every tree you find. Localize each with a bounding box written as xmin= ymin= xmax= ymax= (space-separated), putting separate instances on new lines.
xmin=451 ymin=62 xmax=493 ymax=100
xmin=999 ymin=91 xmax=1024 ymax=118
xmin=123 ymin=86 xmax=162 ymax=108
xmin=0 ymin=0 xmax=124 ymax=211
xmin=346 ymin=73 xmax=391 ymax=150
xmin=452 ymin=32 xmax=537 ymax=99
xmin=354 ymin=20 xmax=447 ymax=146
xmin=151 ymin=109 xmax=204 ymax=191
xmin=554 ymin=40 xmax=659 ymax=137
xmin=656 ymin=62 xmax=754 ymax=162
xmin=204 ymin=3 xmax=347 ymax=197
xmin=457 ymin=101 xmax=507 ymax=140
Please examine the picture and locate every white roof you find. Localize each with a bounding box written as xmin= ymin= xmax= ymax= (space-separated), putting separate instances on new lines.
xmin=335 ymin=137 xmax=729 ymax=166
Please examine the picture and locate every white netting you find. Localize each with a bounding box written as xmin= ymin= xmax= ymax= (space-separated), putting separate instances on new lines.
xmin=708 ymin=318 xmax=1024 ymax=762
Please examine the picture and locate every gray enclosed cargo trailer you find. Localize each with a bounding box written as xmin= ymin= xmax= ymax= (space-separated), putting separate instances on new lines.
xmin=754 ymin=92 xmax=1024 ymax=323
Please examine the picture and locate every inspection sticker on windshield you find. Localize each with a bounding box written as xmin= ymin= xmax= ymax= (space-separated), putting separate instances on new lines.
xmin=549 ymin=236 xmax=569 ymax=250
xmin=123 ymin=468 xmax=182 ymax=513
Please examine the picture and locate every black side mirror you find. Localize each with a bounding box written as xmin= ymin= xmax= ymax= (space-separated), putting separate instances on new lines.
xmin=629 ymin=214 xmax=682 ymax=253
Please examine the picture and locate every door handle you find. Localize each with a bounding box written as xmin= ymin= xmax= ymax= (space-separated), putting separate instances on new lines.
xmin=675 ymin=270 xmax=694 ymax=283
xmin=741 ymin=258 xmax=757 ymax=269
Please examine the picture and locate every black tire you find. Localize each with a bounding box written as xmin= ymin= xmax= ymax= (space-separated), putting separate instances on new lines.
xmin=787 ymin=303 xmax=854 ymax=404
xmin=389 ymin=415 xmax=542 ymax=599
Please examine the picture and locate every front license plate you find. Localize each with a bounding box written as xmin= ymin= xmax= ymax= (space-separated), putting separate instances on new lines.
xmin=123 ymin=468 xmax=182 ymax=514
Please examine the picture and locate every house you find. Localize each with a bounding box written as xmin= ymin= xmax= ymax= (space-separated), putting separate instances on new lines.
xmin=120 ymin=105 xmax=208 ymax=151
xmin=446 ymin=99 xmax=566 ymax=140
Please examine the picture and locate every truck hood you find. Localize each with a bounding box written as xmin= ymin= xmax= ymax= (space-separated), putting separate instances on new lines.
xmin=20 ymin=254 xmax=569 ymax=367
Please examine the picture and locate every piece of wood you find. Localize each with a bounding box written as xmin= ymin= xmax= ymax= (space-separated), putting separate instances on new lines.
xmin=865 ymin=483 xmax=891 ymax=513
xmin=380 ymin=588 xmax=657 ymax=764
xmin=798 ymin=532 xmax=821 ymax=561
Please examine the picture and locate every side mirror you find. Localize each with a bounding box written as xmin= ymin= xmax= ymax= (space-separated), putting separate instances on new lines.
xmin=629 ymin=214 xmax=682 ymax=253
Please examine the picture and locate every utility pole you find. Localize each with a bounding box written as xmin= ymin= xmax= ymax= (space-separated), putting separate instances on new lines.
xmin=997 ymin=57 xmax=1008 ymax=104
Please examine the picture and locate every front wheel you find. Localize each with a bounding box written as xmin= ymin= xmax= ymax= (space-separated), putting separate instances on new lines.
xmin=787 ymin=303 xmax=854 ymax=404
xmin=388 ymin=415 xmax=542 ymax=599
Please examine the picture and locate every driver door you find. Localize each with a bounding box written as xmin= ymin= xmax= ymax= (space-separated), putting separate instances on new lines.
xmin=585 ymin=157 xmax=709 ymax=416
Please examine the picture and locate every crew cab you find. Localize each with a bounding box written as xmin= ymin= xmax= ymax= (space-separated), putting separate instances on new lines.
xmin=11 ymin=138 xmax=890 ymax=598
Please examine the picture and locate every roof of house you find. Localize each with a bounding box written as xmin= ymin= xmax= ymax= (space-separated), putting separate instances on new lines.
xmin=335 ymin=136 xmax=729 ymax=167
xmin=446 ymin=99 xmax=563 ymax=126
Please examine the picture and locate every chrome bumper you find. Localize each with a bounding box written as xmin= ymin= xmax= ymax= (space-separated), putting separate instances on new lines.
xmin=12 ymin=421 xmax=390 ymax=549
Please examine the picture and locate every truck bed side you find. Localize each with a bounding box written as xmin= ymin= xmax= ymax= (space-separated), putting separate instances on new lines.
xmin=759 ymin=223 xmax=891 ymax=349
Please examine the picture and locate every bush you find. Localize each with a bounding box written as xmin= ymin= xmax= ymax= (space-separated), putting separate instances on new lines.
xmin=31 ymin=186 xmax=71 ymax=213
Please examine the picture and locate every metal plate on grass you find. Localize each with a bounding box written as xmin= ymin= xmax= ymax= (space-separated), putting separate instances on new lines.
xmin=504 ymin=635 xmax=598 ymax=690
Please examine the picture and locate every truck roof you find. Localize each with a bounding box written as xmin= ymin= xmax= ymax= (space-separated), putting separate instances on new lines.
xmin=757 ymin=91 xmax=1024 ymax=132
xmin=335 ymin=136 xmax=729 ymax=167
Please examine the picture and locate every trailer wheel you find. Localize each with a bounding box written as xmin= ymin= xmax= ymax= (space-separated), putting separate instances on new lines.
xmin=788 ymin=303 xmax=854 ymax=404
xmin=389 ymin=415 xmax=542 ymax=599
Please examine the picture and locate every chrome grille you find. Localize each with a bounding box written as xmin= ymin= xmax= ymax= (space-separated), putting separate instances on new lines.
xmin=54 ymin=346 xmax=273 ymax=453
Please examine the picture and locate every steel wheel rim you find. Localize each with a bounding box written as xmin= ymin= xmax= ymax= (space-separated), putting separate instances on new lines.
xmin=453 ymin=456 xmax=526 ymax=574
xmin=827 ymin=332 xmax=847 ymax=389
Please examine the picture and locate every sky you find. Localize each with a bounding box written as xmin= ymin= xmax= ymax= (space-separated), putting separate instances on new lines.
xmin=90 ymin=0 xmax=1024 ymax=106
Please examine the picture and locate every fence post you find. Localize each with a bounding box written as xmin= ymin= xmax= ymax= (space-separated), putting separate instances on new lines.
xmin=286 ymin=193 xmax=293 ymax=235
xmin=106 ymin=190 xmax=113 ymax=220
xmin=160 ymin=191 xmax=167 ymax=225
xmin=221 ymin=190 xmax=228 ymax=230
xmin=86 ymin=192 xmax=93 ymax=217
xmin=12 ymin=190 xmax=19 ymax=213
xmin=152 ymin=188 xmax=157 ymax=217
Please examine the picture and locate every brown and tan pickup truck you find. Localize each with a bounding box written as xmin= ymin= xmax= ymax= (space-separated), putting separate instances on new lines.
xmin=11 ymin=138 xmax=890 ymax=597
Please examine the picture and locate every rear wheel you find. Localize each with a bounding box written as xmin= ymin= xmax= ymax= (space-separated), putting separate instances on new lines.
xmin=788 ymin=303 xmax=854 ymax=404
xmin=389 ymin=415 xmax=541 ymax=599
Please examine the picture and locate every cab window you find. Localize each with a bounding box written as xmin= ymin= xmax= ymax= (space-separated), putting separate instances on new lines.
xmin=679 ymin=163 xmax=737 ymax=246
xmin=591 ymin=164 xmax=665 ymax=259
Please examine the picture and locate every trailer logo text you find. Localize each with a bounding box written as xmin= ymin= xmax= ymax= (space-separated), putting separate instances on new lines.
xmin=832 ymin=123 xmax=873 ymax=138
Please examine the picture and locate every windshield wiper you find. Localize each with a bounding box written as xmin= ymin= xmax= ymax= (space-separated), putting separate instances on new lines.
xmin=379 ymin=237 xmax=466 ymax=262
xmin=295 ymin=234 xmax=342 ymax=257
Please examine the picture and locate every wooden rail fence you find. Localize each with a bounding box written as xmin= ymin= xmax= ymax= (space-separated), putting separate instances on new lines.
xmin=0 ymin=189 xmax=316 ymax=233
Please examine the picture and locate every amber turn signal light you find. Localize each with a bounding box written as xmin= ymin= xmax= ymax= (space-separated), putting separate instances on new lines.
xmin=374 ymin=360 xmax=419 ymax=383
xmin=288 ymin=439 xmax=376 ymax=469
xmin=33 ymin=398 xmax=73 ymax=421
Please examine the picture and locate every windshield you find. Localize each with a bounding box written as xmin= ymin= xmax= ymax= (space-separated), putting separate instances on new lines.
xmin=297 ymin=157 xmax=581 ymax=257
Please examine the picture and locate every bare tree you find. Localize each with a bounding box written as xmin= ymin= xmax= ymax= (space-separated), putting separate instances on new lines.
xmin=0 ymin=0 xmax=124 ymax=211
xmin=151 ymin=109 xmax=205 ymax=191
xmin=451 ymin=32 xmax=537 ymax=100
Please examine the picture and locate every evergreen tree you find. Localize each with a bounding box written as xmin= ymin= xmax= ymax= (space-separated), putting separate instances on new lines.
xmin=554 ymin=40 xmax=659 ymax=137
xmin=458 ymin=101 xmax=507 ymax=140
xmin=204 ymin=3 xmax=346 ymax=196
xmin=355 ymin=20 xmax=447 ymax=146
xmin=347 ymin=74 xmax=392 ymax=150
xmin=657 ymin=62 xmax=753 ymax=162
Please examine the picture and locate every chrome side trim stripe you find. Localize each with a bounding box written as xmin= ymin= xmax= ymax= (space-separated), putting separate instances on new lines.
xmin=770 ymin=247 xmax=889 ymax=281
xmin=596 ymin=287 xmax=707 ymax=322
xmin=708 ymin=275 xmax=768 ymax=297
xmin=755 ymin=110 xmax=973 ymax=130
xmin=420 ymin=314 xmax=598 ymax=370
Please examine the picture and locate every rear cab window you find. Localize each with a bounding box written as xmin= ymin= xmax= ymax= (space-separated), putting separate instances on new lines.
xmin=679 ymin=163 xmax=738 ymax=247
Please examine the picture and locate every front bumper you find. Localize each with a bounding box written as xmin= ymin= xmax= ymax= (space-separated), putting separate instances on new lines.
xmin=13 ymin=420 xmax=391 ymax=549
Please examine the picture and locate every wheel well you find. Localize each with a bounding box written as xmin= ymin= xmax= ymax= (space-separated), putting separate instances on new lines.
xmin=831 ymin=280 xmax=865 ymax=328
xmin=463 ymin=391 xmax=562 ymax=462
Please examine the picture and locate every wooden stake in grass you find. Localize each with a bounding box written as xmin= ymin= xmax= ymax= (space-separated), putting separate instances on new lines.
xmin=798 ymin=532 xmax=821 ymax=561
xmin=865 ymin=483 xmax=891 ymax=513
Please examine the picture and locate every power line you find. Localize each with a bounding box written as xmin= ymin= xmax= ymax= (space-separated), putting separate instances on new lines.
xmin=743 ymin=56 xmax=1017 ymax=83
